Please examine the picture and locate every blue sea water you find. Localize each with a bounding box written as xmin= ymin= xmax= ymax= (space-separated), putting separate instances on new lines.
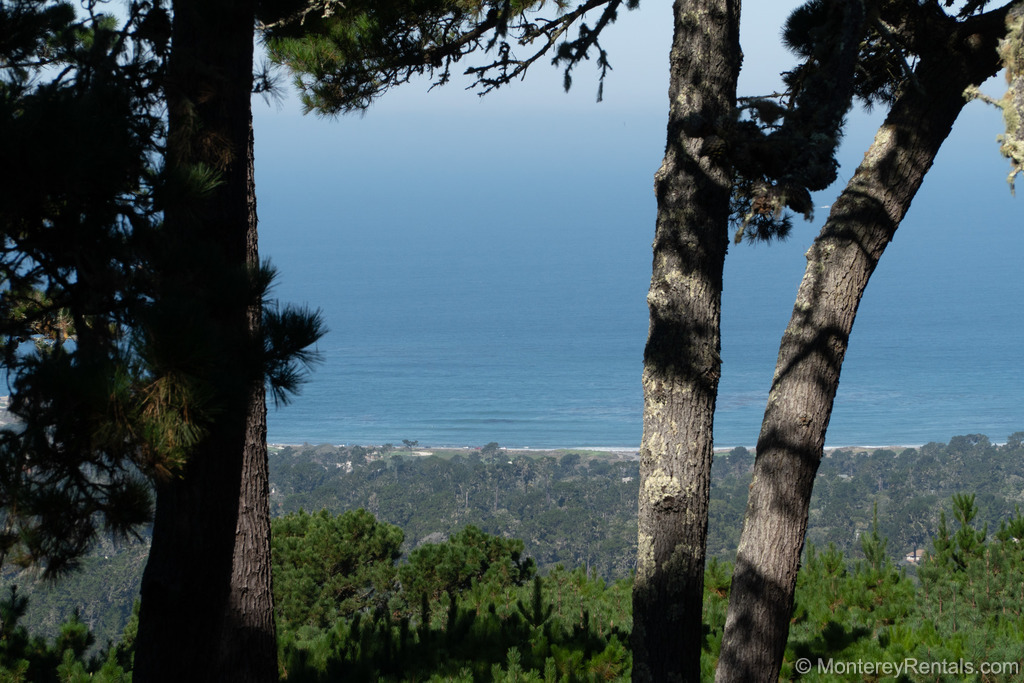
xmin=253 ymin=100 xmax=1023 ymax=450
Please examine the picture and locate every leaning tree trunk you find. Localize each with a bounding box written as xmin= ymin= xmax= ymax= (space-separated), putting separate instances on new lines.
xmin=715 ymin=12 xmax=1010 ymax=682
xmin=632 ymin=1 xmax=740 ymax=681
xmin=134 ymin=1 xmax=277 ymax=680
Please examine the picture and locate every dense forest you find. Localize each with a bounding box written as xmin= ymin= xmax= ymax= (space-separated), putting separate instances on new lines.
xmin=4 ymin=467 xmax=1024 ymax=680
xmin=265 ymin=433 xmax=1024 ymax=577
xmin=4 ymin=433 xmax=1024 ymax=679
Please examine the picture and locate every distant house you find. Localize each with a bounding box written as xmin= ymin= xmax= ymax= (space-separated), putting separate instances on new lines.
xmin=904 ymin=548 xmax=927 ymax=564
xmin=0 ymin=396 xmax=15 ymax=428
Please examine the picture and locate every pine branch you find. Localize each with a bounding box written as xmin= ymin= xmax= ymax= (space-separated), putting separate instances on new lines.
xmin=261 ymin=0 xmax=632 ymax=114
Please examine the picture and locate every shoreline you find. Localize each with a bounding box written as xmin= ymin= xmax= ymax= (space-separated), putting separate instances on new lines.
xmin=268 ymin=442 xmax=931 ymax=456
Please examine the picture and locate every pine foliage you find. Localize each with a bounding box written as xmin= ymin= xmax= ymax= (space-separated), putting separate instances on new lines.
xmin=0 ymin=493 xmax=1022 ymax=679
xmin=732 ymin=0 xmax=1022 ymax=242
xmin=0 ymin=0 xmax=167 ymax=577
xmin=258 ymin=0 xmax=640 ymax=114
xmin=0 ymin=585 xmax=135 ymax=682
xmin=272 ymin=508 xmax=404 ymax=630
xmin=0 ymin=1 xmax=325 ymax=578
xmin=276 ymin=561 xmax=631 ymax=681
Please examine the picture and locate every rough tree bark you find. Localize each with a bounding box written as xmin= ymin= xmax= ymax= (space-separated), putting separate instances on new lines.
xmin=221 ymin=116 xmax=279 ymax=681
xmin=632 ymin=1 xmax=740 ymax=681
xmin=715 ymin=8 xmax=1013 ymax=681
xmin=134 ymin=0 xmax=277 ymax=680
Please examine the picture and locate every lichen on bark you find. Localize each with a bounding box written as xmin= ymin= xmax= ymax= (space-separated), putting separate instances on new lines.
xmin=965 ymin=6 xmax=1024 ymax=191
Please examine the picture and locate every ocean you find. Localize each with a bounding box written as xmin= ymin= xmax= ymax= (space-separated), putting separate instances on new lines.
xmin=251 ymin=98 xmax=1022 ymax=450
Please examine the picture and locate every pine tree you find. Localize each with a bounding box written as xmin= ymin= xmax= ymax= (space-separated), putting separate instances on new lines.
xmin=271 ymin=508 xmax=403 ymax=630
xmin=951 ymin=493 xmax=987 ymax=568
xmin=0 ymin=0 xmax=166 ymax=577
xmin=131 ymin=1 xmax=282 ymax=678
xmin=860 ymin=503 xmax=888 ymax=576
xmin=3 ymin=2 xmax=324 ymax=679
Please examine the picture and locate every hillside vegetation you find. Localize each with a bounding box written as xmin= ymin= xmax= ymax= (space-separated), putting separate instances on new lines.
xmin=3 ymin=433 xmax=1024 ymax=679
xmin=269 ymin=432 xmax=1024 ymax=575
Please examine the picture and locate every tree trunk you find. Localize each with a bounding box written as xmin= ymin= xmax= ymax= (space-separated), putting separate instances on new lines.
xmin=632 ymin=1 xmax=739 ymax=681
xmin=716 ymin=14 xmax=1009 ymax=682
xmin=219 ymin=115 xmax=279 ymax=681
xmin=134 ymin=1 xmax=277 ymax=680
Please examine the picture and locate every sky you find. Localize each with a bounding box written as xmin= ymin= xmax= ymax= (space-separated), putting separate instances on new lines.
xmin=250 ymin=2 xmax=1022 ymax=445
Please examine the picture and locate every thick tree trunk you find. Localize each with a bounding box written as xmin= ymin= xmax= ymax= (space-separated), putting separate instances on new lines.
xmin=715 ymin=15 xmax=1009 ymax=683
xmin=220 ymin=115 xmax=279 ymax=682
xmin=135 ymin=1 xmax=277 ymax=680
xmin=632 ymin=1 xmax=739 ymax=681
